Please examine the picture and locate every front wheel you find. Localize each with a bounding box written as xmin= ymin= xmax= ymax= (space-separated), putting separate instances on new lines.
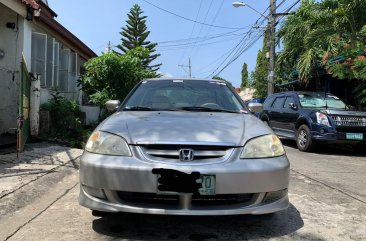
xmin=353 ymin=142 xmax=366 ymax=154
xmin=296 ymin=125 xmax=315 ymax=152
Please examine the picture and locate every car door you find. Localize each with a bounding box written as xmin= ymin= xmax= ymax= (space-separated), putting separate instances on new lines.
xmin=281 ymin=95 xmax=300 ymax=137
xmin=268 ymin=96 xmax=286 ymax=130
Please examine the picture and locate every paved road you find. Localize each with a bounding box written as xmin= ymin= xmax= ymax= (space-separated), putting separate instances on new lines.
xmin=0 ymin=142 xmax=365 ymax=241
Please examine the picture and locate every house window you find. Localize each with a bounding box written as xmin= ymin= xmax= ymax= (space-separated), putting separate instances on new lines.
xmin=46 ymin=36 xmax=53 ymax=87
xmin=31 ymin=32 xmax=47 ymax=86
xmin=31 ymin=32 xmax=83 ymax=98
xmin=68 ymin=51 xmax=77 ymax=92
xmin=58 ymin=48 xmax=70 ymax=91
xmin=53 ymin=41 xmax=59 ymax=87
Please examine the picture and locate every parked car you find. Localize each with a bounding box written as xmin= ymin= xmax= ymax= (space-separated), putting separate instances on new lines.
xmin=79 ymin=78 xmax=290 ymax=216
xmin=260 ymin=91 xmax=366 ymax=152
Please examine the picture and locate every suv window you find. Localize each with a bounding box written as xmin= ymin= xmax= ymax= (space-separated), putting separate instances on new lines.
xmin=283 ymin=96 xmax=295 ymax=109
xmin=263 ymin=96 xmax=275 ymax=109
xmin=272 ymin=97 xmax=285 ymax=109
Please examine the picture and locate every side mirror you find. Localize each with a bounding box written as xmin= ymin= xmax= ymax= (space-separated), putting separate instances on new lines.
xmin=106 ymin=100 xmax=120 ymax=112
xmin=247 ymin=103 xmax=263 ymax=113
xmin=289 ymin=103 xmax=298 ymax=110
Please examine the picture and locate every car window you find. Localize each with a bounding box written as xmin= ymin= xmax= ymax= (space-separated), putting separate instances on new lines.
xmin=263 ymin=96 xmax=275 ymax=109
xmin=298 ymin=93 xmax=346 ymax=109
xmin=283 ymin=96 xmax=295 ymax=109
xmin=123 ymin=79 xmax=244 ymax=112
xmin=272 ymin=97 xmax=285 ymax=109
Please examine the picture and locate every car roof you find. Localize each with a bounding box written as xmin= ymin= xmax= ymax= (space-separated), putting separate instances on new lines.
xmin=271 ymin=91 xmax=332 ymax=96
xmin=143 ymin=78 xmax=223 ymax=82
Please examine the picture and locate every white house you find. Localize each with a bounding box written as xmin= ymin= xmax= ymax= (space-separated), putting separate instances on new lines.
xmin=0 ymin=0 xmax=99 ymax=146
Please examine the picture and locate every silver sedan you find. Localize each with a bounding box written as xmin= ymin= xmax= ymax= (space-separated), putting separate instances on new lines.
xmin=79 ymin=78 xmax=289 ymax=216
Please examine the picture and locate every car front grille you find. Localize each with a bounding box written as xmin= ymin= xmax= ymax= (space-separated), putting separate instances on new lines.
xmin=138 ymin=144 xmax=234 ymax=164
xmin=117 ymin=191 xmax=254 ymax=208
xmin=330 ymin=115 xmax=366 ymax=127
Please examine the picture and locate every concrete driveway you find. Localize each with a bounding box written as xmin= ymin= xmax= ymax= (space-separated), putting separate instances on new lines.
xmin=0 ymin=142 xmax=365 ymax=241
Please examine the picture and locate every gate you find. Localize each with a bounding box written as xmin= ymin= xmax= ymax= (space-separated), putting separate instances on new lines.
xmin=17 ymin=56 xmax=30 ymax=153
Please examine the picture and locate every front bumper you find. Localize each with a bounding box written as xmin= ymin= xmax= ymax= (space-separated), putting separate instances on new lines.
xmin=310 ymin=123 xmax=366 ymax=143
xmin=79 ymin=149 xmax=290 ymax=215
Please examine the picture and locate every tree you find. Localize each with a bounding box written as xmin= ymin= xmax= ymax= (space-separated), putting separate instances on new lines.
xmin=252 ymin=32 xmax=270 ymax=98
xmin=252 ymin=48 xmax=268 ymax=98
xmin=278 ymin=0 xmax=366 ymax=83
xmin=240 ymin=63 xmax=249 ymax=89
xmin=78 ymin=47 xmax=157 ymax=111
xmin=212 ymin=76 xmax=234 ymax=89
xmin=116 ymin=4 xmax=161 ymax=71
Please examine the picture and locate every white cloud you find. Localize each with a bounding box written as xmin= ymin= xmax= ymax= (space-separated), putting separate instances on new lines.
xmin=158 ymin=72 xmax=174 ymax=78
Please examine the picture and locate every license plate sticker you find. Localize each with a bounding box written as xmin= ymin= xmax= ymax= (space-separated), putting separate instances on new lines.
xmin=197 ymin=175 xmax=216 ymax=195
xmin=346 ymin=133 xmax=363 ymax=140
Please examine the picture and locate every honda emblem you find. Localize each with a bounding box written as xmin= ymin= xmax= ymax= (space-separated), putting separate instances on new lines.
xmin=179 ymin=149 xmax=194 ymax=161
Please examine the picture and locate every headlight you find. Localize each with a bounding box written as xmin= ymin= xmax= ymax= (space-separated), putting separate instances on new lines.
xmin=85 ymin=131 xmax=131 ymax=156
xmin=315 ymin=112 xmax=330 ymax=126
xmin=241 ymin=134 xmax=285 ymax=159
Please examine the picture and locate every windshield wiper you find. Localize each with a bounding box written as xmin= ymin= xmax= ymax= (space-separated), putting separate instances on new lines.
xmin=176 ymin=106 xmax=239 ymax=113
xmin=123 ymin=106 xmax=156 ymax=111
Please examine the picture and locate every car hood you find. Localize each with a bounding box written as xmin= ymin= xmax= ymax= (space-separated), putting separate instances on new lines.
xmin=321 ymin=109 xmax=366 ymax=117
xmin=99 ymin=111 xmax=271 ymax=146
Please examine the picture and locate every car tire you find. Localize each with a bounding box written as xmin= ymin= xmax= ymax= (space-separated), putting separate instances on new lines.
xmin=353 ymin=143 xmax=366 ymax=154
xmin=92 ymin=210 xmax=111 ymax=217
xmin=296 ymin=125 xmax=315 ymax=152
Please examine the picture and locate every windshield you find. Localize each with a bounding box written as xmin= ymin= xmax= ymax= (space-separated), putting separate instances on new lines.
xmin=123 ymin=79 xmax=244 ymax=113
xmin=298 ymin=93 xmax=347 ymax=109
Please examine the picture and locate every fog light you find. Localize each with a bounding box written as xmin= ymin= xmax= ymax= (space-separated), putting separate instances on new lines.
xmin=320 ymin=129 xmax=325 ymax=134
xmin=263 ymin=189 xmax=287 ymax=204
xmin=83 ymin=185 xmax=107 ymax=200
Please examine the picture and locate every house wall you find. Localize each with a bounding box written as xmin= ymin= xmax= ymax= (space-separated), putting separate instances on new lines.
xmin=0 ymin=2 xmax=100 ymax=135
xmin=0 ymin=4 xmax=23 ymax=134
xmin=27 ymin=22 xmax=100 ymax=125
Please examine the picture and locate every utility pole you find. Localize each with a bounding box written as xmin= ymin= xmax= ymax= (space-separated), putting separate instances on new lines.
xmin=106 ymin=41 xmax=112 ymax=53
xmin=178 ymin=58 xmax=192 ymax=78
xmin=267 ymin=0 xmax=276 ymax=95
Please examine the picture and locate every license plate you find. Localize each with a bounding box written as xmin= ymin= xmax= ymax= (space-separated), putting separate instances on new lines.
xmin=346 ymin=133 xmax=363 ymax=140
xmin=197 ymin=175 xmax=216 ymax=195
xmin=155 ymin=173 xmax=215 ymax=195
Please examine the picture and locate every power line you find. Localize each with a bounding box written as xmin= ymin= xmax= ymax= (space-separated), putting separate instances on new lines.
xmin=205 ymin=0 xmax=298 ymax=78
xmin=157 ymin=34 xmax=247 ymax=51
xmin=157 ymin=28 xmax=246 ymax=45
xmin=204 ymin=33 xmax=257 ymax=78
xmin=185 ymin=0 xmax=214 ymax=61
xmin=177 ymin=0 xmax=203 ymax=64
xmin=141 ymin=0 xmax=244 ymax=30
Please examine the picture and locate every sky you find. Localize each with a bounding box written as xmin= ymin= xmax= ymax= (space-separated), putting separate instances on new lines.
xmin=47 ymin=0 xmax=300 ymax=88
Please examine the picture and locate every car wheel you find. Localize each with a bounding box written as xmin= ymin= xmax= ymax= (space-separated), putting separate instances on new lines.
xmin=353 ymin=143 xmax=366 ymax=154
xmin=92 ymin=210 xmax=111 ymax=217
xmin=296 ymin=125 xmax=315 ymax=152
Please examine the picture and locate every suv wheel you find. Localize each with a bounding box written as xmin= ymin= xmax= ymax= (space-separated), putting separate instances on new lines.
xmin=353 ymin=142 xmax=366 ymax=154
xmin=296 ymin=125 xmax=314 ymax=152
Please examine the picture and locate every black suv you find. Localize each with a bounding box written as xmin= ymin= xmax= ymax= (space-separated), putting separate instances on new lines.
xmin=260 ymin=91 xmax=366 ymax=152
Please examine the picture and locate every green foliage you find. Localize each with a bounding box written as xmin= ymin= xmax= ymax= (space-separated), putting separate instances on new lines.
xmin=78 ymin=47 xmax=158 ymax=109
xmin=252 ymin=46 xmax=268 ymax=98
xmin=40 ymin=89 xmax=83 ymax=146
xmin=278 ymin=0 xmax=366 ymax=84
xmin=240 ymin=63 xmax=249 ymax=89
xmin=327 ymin=48 xmax=366 ymax=103
xmin=116 ymin=4 xmax=161 ymax=71
xmin=212 ymin=76 xmax=234 ymax=88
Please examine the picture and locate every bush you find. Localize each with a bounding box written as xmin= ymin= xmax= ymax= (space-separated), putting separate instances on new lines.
xmin=40 ymin=89 xmax=84 ymax=146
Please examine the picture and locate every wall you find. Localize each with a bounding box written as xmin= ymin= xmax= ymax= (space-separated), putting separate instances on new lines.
xmin=0 ymin=3 xmax=23 ymax=134
xmin=80 ymin=105 xmax=100 ymax=125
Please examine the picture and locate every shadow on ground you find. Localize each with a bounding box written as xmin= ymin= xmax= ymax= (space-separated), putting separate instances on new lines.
xmin=281 ymin=139 xmax=366 ymax=157
xmin=92 ymin=203 xmax=306 ymax=240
